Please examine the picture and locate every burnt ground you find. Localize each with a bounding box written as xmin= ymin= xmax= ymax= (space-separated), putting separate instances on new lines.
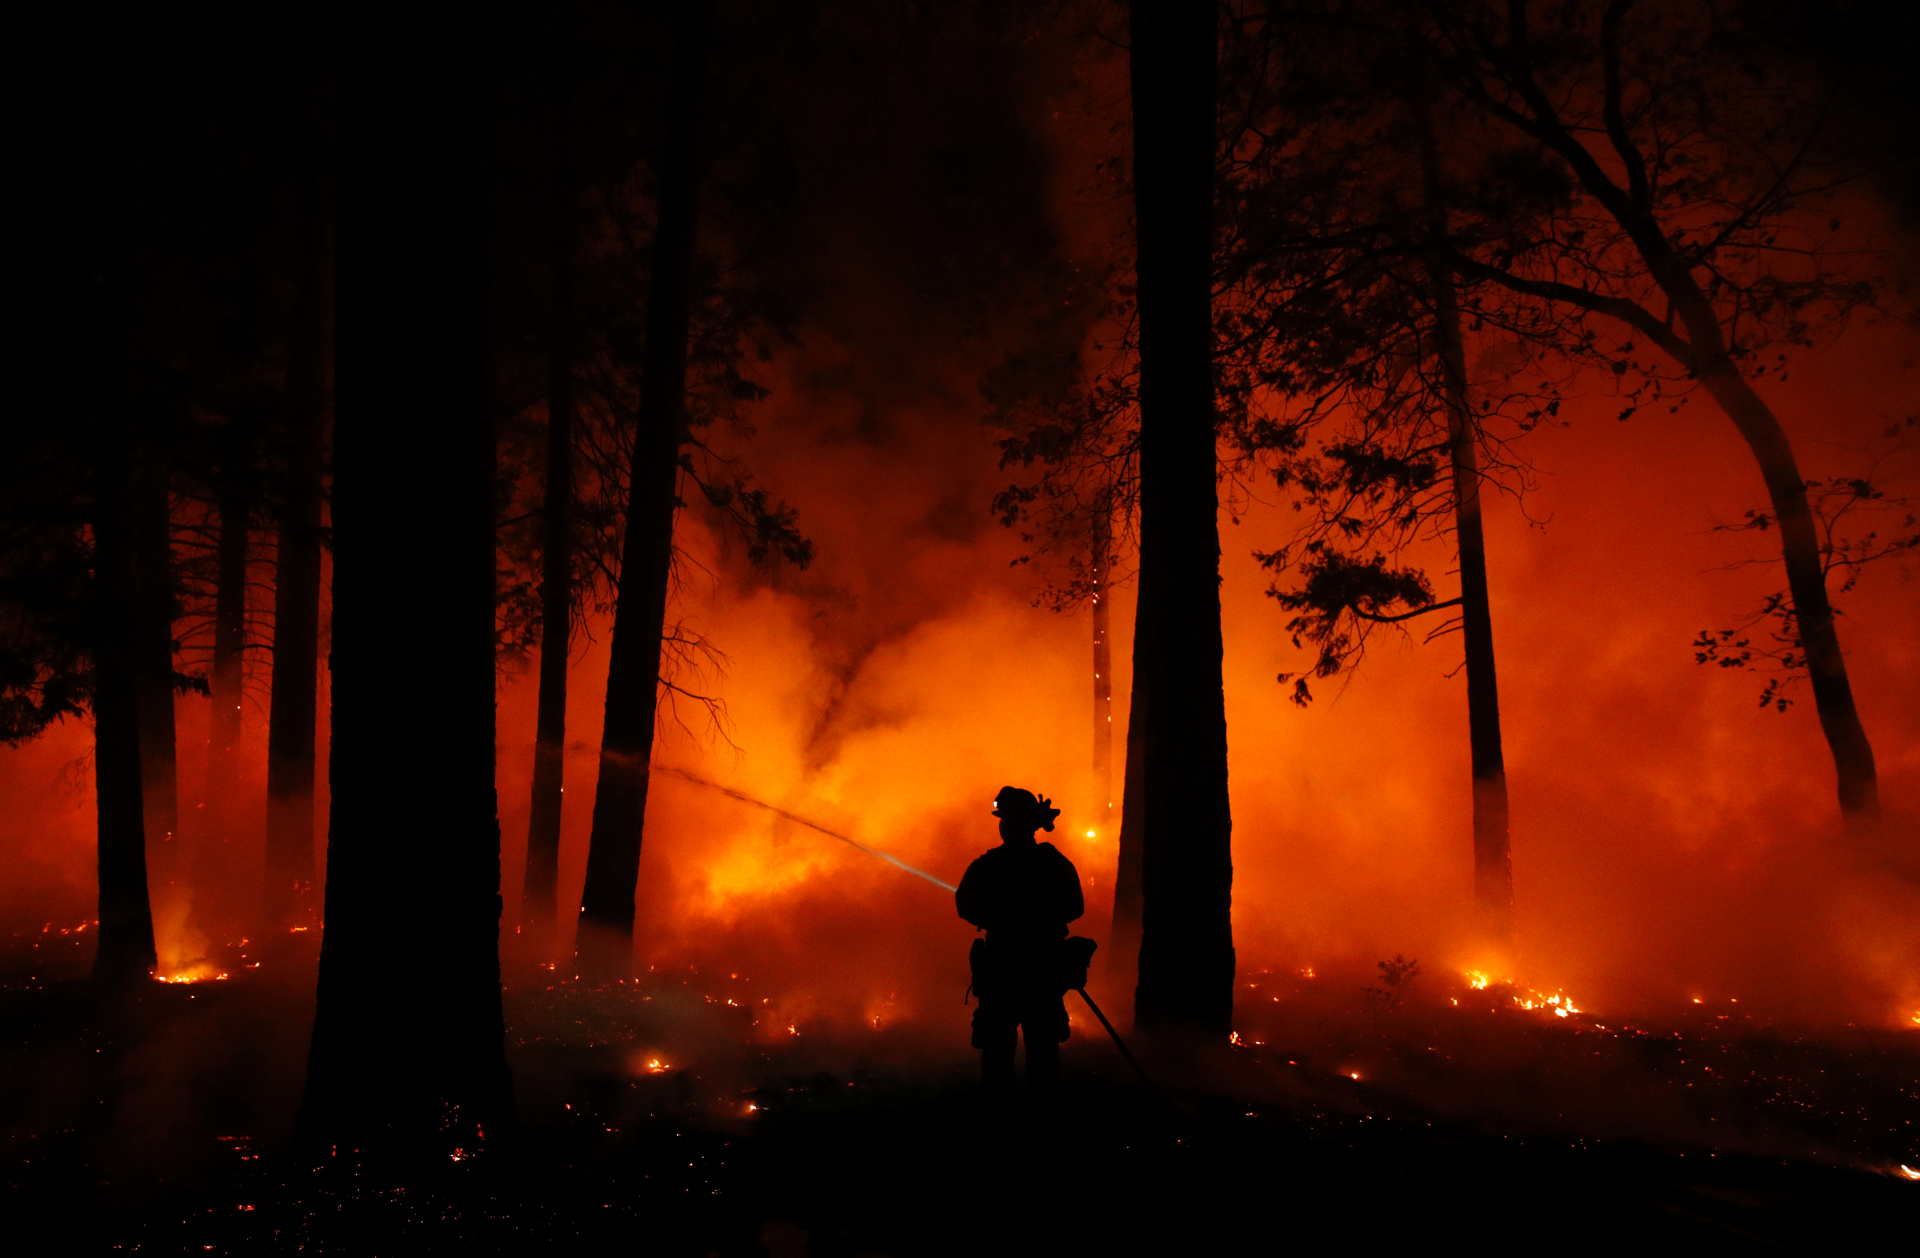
xmin=2 ymin=933 xmax=1916 ymax=1254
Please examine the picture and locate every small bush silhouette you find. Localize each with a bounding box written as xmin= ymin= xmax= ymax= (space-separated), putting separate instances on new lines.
xmin=1361 ymin=955 xmax=1420 ymax=1015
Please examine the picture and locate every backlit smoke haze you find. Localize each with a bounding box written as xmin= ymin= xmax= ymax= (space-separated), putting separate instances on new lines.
xmin=3 ymin=10 xmax=1917 ymax=1039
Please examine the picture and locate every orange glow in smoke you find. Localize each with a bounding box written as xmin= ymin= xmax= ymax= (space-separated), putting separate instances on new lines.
xmin=0 ymin=131 xmax=1915 ymax=1053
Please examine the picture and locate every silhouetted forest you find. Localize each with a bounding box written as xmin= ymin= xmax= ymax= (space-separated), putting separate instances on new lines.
xmin=3 ymin=0 xmax=1917 ymax=1250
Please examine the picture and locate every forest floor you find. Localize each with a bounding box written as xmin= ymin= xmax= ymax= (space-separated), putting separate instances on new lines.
xmin=2 ymin=929 xmax=1916 ymax=1254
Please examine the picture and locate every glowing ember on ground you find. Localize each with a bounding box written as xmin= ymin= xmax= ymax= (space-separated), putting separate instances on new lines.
xmin=157 ymin=965 xmax=228 ymax=985
xmin=1897 ymin=1165 xmax=1920 ymax=1181
xmin=1510 ymin=989 xmax=1580 ymax=1016
xmin=643 ymin=1058 xmax=669 ymax=1073
xmin=1458 ymin=970 xmax=1580 ymax=1016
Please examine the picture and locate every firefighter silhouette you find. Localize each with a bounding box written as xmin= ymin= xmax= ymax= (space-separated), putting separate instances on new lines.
xmin=956 ymin=786 xmax=1089 ymax=1095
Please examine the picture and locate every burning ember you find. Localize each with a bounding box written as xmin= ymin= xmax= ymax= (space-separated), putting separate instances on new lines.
xmin=157 ymin=964 xmax=229 ymax=985
xmin=1511 ymin=991 xmax=1580 ymax=1017
xmin=1458 ymin=971 xmax=1582 ymax=1017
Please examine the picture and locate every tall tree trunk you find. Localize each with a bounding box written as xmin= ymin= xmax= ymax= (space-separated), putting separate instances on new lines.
xmin=87 ymin=17 xmax=156 ymax=986
xmin=1126 ymin=0 xmax=1235 ymax=1038
xmin=92 ymin=440 xmax=158 ymax=984
xmin=1582 ymin=150 xmax=1880 ymax=824
xmin=204 ymin=451 xmax=248 ymax=845
xmin=1433 ymin=289 xmax=1513 ymax=954
xmin=1649 ymin=259 xmax=1879 ymax=822
xmin=523 ymin=34 xmax=578 ymax=958
xmin=1695 ymin=365 xmax=1880 ymax=823
xmin=1420 ymin=119 xmax=1514 ymax=957
xmin=1091 ymin=499 xmax=1113 ymax=818
xmin=298 ymin=8 xmax=511 ymax=1152
xmin=129 ymin=450 xmax=181 ymax=942
xmin=265 ymin=164 xmax=329 ymax=934
xmin=574 ymin=0 xmax=711 ymax=981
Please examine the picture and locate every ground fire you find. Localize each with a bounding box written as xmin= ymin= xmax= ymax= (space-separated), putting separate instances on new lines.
xmin=2 ymin=0 xmax=1918 ymax=1251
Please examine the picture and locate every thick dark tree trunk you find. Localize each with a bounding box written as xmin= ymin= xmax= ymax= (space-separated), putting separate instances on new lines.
xmin=523 ymin=44 xmax=578 ymax=958
xmin=1126 ymin=0 xmax=1235 ymax=1039
xmin=264 ymin=168 xmax=329 ymax=934
xmin=86 ymin=20 xmax=156 ymax=986
xmin=204 ymin=455 xmax=248 ymax=844
xmin=91 ymin=439 xmax=158 ymax=984
xmin=298 ymin=9 xmax=511 ymax=1153
xmin=129 ymin=451 xmax=181 ymax=939
xmin=574 ymin=0 xmax=711 ymax=980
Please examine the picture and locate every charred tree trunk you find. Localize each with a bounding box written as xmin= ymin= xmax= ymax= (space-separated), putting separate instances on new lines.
xmin=523 ymin=44 xmax=578 ymax=957
xmin=298 ymin=10 xmax=511 ymax=1152
xmin=204 ymin=449 xmax=249 ymax=845
xmin=1127 ymin=0 xmax=1235 ymax=1038
xmin=1420 ymin=121 xmax=1514 ymax=957
xmin=129 ymin=450 xmax=181 ymax=933
xmin=574 ymin=0 xmax=711 ymax=981
xmin=264 ymin=166 xmax=329 ymax=934
xmin=92 ymin=437 xmax=158 ymax=984
xmin=86 ymin=23 xmax=156 ymax=986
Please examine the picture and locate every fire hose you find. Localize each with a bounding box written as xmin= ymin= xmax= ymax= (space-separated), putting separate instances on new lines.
xmin=1072 ymin=986 xmax=1181 ymax=1116
xmin=657 ymin=764 xmax=957 ymax=891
